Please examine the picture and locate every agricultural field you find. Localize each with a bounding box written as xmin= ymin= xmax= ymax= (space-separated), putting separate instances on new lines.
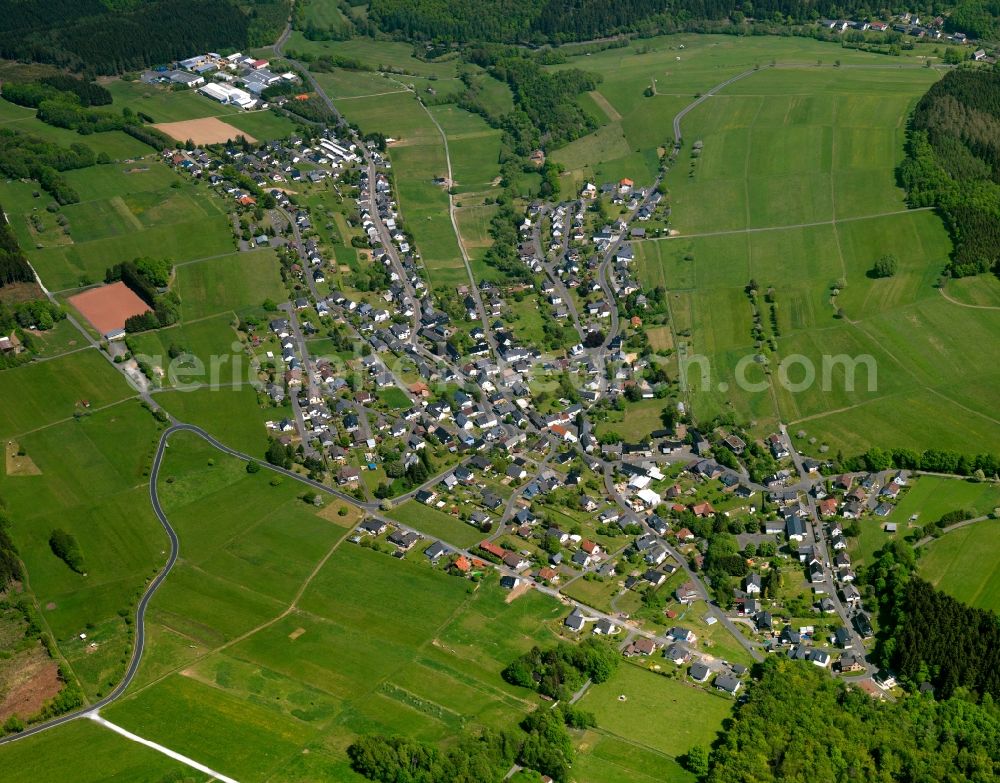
xmin=59 ymin=432 xmax=570 ymax=781
xmin=0 ymin=402 xmax=166 ymax=698
xmin=0 ymin=164 xmax=236 ymax=293
xmin=619 ymin=47 xmax=999 ymax=456
xmin=918 ymin=520 xmax=1000 ymax=614
xmin=0 ymin=350 xmax=133 ymax=439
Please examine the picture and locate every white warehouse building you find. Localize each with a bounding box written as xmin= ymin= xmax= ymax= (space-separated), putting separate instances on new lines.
xmin=199 ymin=82 xmax=255 ymax=109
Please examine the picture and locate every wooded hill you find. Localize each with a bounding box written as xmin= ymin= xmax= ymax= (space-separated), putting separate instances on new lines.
xmin=704 ymin=657 xmax=1000 ymax=782
xmin=899 ymin=67 xmax=1000 ymax=278
xmin=0 ymin=0 xmax=289 ymax=74
xmin=367 ymin=0 xmax=989 ymax=43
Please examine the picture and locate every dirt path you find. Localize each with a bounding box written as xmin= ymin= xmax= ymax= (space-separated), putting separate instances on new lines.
xmin=588 ymin=90 xmax=622 ymax=121
xmin=938 ymin=286 xmax=1000 ymax=311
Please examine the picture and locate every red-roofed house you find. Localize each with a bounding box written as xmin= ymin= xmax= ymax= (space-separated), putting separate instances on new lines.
xmin=479 ymin=540 xmax=506 ymax=559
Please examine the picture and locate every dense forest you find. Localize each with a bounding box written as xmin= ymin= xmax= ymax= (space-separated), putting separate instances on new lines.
xmin=899 ymin=68 xmax=1000 ymax=278
xmin=0 ymin=0 xmax=288 ymax=74
xmin=864 ymin=541 xmax=1000 ymax=700
xmin=367 ymin=0 xmax=950 ymax=43
xmin=703 ymin=657 xmax=1000 ymax=782
xmin=0 ymin=210 xmax=36 ymax=290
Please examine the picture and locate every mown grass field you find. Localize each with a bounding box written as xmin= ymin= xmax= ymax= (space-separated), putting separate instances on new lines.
xmin=0 ymin=402 xmax=166 ymax=698
xmin=625 ymin=54 xmax=999 ymax=456
xmin=577 ymin=663 xmax=731 ymax=760
xmin=919 ymin=519 xmax=1000 ymax=613
xmin=175 ymin=248 xmax=286 ymax=321
xmin=84 ymin=432 xmax=569 ymax=781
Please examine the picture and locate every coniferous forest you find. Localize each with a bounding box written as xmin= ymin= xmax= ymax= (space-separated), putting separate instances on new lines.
xmin=899 ymin=68 xmax=1000 ymax=278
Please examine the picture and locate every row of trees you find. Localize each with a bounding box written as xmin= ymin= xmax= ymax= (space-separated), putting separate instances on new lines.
xmin=48 ymin=528 xmax=84 ymax=573
xmin=0 ymin=511 xmax=23 ymax=589
xmin=899 ymin=68 xmax=1000 ymax=277
xmin=0 ymin=207 xmax=36 ymax=289
xmin=349 ymin=704 xmax=590 ymax=783
xmin=847 ymin=444 xmax=1000 ymax=479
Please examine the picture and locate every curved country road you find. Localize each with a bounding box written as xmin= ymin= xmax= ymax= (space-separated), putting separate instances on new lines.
xmin=0 ymin=426 xmax=182 ymax=746
xmin=0 ymin=421 xmax=381 ymax=747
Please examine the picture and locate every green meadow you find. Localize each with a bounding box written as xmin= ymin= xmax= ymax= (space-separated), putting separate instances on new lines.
xmin=80 ymin=432 xmax=569 ymax=781
xmin=577 ymin=662 xmax=731 ymax=763
xmin=0 ymin=402 xmax=166 ymax=697
xmin=619 ymin=50 xmax=998 ymax=456
xmin=919 ymin=519 xmax=1000 ymax=614
xmin=0 ymin=164 xmax=235 ymax=292
xmin=175 ymin=249 xmax=286 ymax=321
xmin=1 ymin=718 xmax=202 ymax=783
xmin=0 ymin=350 xmax=133 ymax=439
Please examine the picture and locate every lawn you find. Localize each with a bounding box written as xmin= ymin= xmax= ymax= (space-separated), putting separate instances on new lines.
xmin=577 ymin=663 xmax=731 ymax=759
xmin=387 ymin=499 xmax=486 ymax=548
xmin=594 ymin=397 xmax=670 ymax=440
xmin=918 ymin=520 xmax=1000 ymax=614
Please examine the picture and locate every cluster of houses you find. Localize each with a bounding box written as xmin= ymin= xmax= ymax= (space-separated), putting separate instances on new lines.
xmin=816 ymin=13 xmax=981 ymax=48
